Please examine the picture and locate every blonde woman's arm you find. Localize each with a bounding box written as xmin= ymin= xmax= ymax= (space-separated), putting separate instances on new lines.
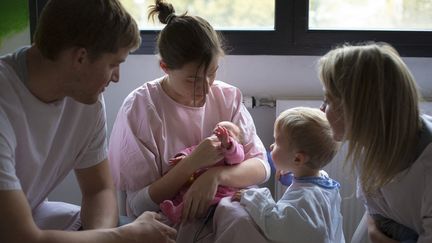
xmin=367 ymin=215 xmax=398 ymax=243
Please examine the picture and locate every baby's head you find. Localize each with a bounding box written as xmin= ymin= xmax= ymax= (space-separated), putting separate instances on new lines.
xmin=272 ymin=107 xmax=338 ymax=174
xmin=215 ymin=121 xmax=244 ymax=144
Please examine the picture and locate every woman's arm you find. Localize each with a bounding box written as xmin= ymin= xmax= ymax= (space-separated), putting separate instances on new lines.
xmin=367 ymin=215 xmax=398 ymax=243
xmin=216 ymin=157 xmax=267 ymax=187
xmin=181 ymin=157 xmax=266 ymax=221
xmin=147 ymin=136 xmax=225 ymax=204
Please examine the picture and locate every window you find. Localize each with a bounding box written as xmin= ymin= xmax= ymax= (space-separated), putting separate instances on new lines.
xmin=128 ymin=0 xmax=290 ymax=55
xmin=297 ymin=0 xmax=432 ymax=57
xmin=122 ymin=0 xmax=275 ymax=31
xmin=29 ymin=0 xmax=432 ymax=57
xmin=309 ymin=0 xmax=432 ymax=31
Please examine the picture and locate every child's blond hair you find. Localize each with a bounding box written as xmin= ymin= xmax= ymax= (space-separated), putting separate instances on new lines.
xmin=275 ymin=107 xmax=338 ymax=169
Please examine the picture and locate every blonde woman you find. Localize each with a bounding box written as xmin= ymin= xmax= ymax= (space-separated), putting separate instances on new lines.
xmin=319 ymin=42 xmax=430 ymax=242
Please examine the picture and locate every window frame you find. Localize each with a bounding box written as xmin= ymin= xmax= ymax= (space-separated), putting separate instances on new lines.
xmin=29 ymin=0 xmax=432 ymax=57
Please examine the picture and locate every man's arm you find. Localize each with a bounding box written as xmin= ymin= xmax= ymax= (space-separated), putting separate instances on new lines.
xmin=75 ymin=159 xmax=118 ymax=229
xmin=0 ymin=190 xmax=176 ymax=243
xmin=0 ymin=189 xmax=117 ymax=242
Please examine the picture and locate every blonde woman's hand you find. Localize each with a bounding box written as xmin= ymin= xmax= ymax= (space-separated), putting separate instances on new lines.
xmin=181 ymin=169 xmax=219 ymax=223
xmin=189 ymin=136 xmax=223 ymax=169
xmin=367 ymin=215 xmax=398 ymax=243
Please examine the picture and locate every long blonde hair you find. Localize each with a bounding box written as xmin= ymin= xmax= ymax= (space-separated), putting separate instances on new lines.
xmin=319 ymin=43 xmax=422 ymax=194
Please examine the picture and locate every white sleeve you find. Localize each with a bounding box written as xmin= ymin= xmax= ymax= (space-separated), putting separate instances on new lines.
xmin=240 ymin=187 xmax=326 ymax=242
xmin=232 ymin=91 xmax=270 ymax=183
xmin=126 ymin=186 xmax=160 ymax=217
xmin=0 ymin=108 xmax=20 ymax=190
xmin=75 ymin=96 xmax=108 ymax=169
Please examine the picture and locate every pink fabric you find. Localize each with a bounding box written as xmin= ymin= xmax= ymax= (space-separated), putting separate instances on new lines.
xmin=160 ymin=141 xmax=244 ymax=224
xmin=223 ymin=137 xmax=245 ymax=165
xmin=175 ymin=197 xmax=269 ymax=243
xmin=108 ymin=78 xmax=269 ymax=241
xmin=108 ymin=78 xmax=267 ymax=192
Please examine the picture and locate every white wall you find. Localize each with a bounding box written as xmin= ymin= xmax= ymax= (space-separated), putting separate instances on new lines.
xmin=103 ymin=54 xmax=432 ymax=145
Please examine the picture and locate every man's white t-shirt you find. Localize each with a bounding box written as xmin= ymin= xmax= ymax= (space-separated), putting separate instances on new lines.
xmin=0 ymin=48 xmax=108 ymax=230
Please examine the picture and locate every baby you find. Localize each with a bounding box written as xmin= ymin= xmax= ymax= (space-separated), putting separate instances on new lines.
xmin=160 ymin=121 xmax=245 ymax=224
xmin=233 ymin=107 xmax=345 ymax=242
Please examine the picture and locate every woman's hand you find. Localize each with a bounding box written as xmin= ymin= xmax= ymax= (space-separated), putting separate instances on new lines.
xmin=181 ymin=169 xmax=219 ymax=222
xmin=367 ymin=215 xmax=398 ymax=243
xmin=188 ymin=136 xmax=224 ymax=169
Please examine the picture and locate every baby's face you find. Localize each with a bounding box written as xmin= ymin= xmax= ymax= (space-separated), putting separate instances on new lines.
xmin=216 ymin=122 xmax=240 ymax=141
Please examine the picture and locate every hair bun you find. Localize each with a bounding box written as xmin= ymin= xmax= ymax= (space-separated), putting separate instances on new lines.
xmin=165 ymin=13 xmax=176 ymax=24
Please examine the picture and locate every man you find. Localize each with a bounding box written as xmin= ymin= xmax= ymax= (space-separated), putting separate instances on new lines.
xmin=0 ymin=0 xmax=176 ymax=242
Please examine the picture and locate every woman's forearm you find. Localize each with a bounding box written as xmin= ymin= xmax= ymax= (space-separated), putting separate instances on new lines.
xmin=148 ymin=156 xmax=199 ymax=204
xmin=37 ymin=228 xmax=121 ymax=243
xmin=127 ymin=187 xmax=159 ymax=216
xmin=216 ymin=158 xmax=267 ymax=188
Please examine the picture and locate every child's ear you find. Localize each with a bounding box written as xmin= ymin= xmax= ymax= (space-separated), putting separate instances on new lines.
xmin=294 ymin=152 xmax=309 ymax=165
xmin=159 ymin=60 xmax=169 ymax=73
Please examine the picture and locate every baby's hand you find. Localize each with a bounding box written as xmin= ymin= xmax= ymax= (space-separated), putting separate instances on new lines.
xmin=213 ymin=125 xmax=231 ymax=149
xmin=169 ymin=155 xmax=186 ymax=166
xmin=231 ymin=189 xmax=245 ymax=202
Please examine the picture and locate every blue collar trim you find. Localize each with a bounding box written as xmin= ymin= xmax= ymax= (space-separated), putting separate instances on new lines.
xmin=294 ymin=175 xmax=340 ymax=189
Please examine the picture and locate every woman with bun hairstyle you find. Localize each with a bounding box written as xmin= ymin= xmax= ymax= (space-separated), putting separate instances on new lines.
xmin=109 ymin=0 xmax=270 ymax=241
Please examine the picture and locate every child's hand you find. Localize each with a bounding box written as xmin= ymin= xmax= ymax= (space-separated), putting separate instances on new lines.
xmin=213 ymin=125 xmax=231 ymax=149
xmin=231 ymin=189 xmax=245 ymax=202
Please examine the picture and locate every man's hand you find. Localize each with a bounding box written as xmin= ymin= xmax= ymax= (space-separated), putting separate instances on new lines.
xmin=119 ymin=212 xmax=177 ymax=243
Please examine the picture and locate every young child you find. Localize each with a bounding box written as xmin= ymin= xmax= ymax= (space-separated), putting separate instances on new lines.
xmin=160 ymin=121 xmax=245 ymax=224
xmin=233 ymin=107 xmax=345 ymax=242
